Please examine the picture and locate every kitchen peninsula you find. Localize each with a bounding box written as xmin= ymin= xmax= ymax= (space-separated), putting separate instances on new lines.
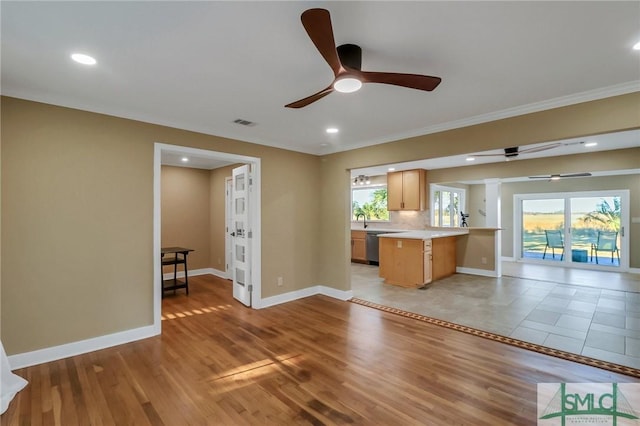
xmin=378 ymin=229 xmax=467 ymax=288
xmin=378 ymin=228 xmax=500 ymax=288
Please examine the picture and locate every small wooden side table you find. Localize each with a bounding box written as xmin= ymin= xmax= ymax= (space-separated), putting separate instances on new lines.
xmin=161 ymin=247 xmax=194 ymax=297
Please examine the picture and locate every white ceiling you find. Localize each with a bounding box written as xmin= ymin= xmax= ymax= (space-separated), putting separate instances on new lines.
xmin=2 ymin=2 xmax=639 ymax=157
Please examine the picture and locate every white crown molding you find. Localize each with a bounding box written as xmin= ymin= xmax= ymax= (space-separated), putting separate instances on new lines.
xmin=7 ymin=81 xmax=638 ymax=157
xmin=327 ymin=81 xmax=640 ymax=155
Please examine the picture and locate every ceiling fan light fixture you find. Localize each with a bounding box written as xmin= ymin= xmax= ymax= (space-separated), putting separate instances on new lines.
xmin=71 ymin=53 xmax=97 ymax=65
xmin=333 ymin=76 xmax=362 ymax=93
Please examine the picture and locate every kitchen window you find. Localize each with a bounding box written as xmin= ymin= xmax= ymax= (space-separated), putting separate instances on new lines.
xmin=431 ymin=185 xmax=466 ymax=227
xmin=351 ymin=186 xmax=389 ymax=221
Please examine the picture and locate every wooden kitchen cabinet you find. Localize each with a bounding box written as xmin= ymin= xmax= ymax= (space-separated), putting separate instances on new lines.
xmin=379 ymin=237 xmax=432 ymax=287
xmin=351 ymin=230 xmax=367 ymax=262
xmin=432 ymin=236 xmax=457 ymax=281
xmin=387 ymin=169 xmax=427 ymax=211
xmin=379 ymin=236 xmax=457 ymax=287
xmin=423 ymin=239 xmax=433 ymax=284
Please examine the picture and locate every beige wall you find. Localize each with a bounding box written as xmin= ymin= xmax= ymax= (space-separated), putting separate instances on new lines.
xmin=318 ymin=92 xmax=640 ymax=291
xmin=1 ymin=96 xmax=321 ymax=355
xmin=161 ymin=166 xmax=211 ymax=271
xmin=456 ymin=229 xmax=496 ymax=271
xmin=467 ymin=184 xmax=487 ymax=228
xmin=2 ymin=92 xmax=639 ymax=356
xmin=161 ymin=164 xmax=237 ymax=274
xmin=209 ymin=164 xmax=237 ymax=271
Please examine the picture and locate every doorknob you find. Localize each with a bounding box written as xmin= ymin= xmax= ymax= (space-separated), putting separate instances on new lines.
xmin=230 ymin=232 xmax=236 ymax=237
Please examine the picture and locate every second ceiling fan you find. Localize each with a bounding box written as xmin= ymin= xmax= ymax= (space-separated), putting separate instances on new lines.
xmin=285 ymin=8 xmax=442 ymax=108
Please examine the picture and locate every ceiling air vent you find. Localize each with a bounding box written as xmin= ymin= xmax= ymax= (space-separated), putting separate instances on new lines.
xmin=233 ymin=118 xmax=256 ymax=127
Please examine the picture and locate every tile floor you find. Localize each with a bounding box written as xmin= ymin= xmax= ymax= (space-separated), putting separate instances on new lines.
xmin=351 ymin=261 xmax=640 ymax=369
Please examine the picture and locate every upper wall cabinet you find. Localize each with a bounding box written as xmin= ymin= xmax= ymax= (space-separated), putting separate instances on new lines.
xmin=387 ymin=169 xmax=427 ymax=211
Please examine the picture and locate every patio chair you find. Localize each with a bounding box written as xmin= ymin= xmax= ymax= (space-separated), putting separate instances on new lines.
xmin=543 ymin=230 xmax=564 ymax=260
xmin=590 ymin=231 xmax=620 ymax=264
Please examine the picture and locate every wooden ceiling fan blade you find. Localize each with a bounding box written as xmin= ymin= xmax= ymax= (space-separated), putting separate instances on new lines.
xmin=301 ymin=8 xmax=343 ymax=76
xmin=285 ymin=85 xmax=334 ymax=109
xmin=359 ymin=71 xmax=442 ymax=91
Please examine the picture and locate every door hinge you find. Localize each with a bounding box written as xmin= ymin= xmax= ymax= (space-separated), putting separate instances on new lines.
xmin=621 ymin=226 xmax=625 ymax=237
xmin=248 ymin=230 xmax=252 ymax=238
xmin=248 ymin=284 xmax=253 ymax=292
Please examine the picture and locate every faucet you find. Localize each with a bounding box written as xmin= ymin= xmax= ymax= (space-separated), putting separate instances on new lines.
xmin=356 ymin=213 xmax=368 ymax=229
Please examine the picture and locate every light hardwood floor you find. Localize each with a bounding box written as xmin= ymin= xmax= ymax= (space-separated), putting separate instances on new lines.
xmin=2 ymin=274 xmax=637 ymax=425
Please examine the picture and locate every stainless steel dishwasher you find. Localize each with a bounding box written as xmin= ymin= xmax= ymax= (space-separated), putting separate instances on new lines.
xmin=366 ymin=231 xmax=397 ymax=264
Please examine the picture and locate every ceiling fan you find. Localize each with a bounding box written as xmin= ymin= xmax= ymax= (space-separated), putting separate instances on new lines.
xmin=529 ymin=172 xmax=592 ymax=180
xmin=285 ymin=8 xmax=442 ymax=108
xmin=471 ymin=143 xmax=562 ymax=159
xmin=470 ymin=141 xmax=585 ymax=159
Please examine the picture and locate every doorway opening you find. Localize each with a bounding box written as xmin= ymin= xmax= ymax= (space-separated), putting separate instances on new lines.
xmin=153 ymin=143 xmax=262 ymax=331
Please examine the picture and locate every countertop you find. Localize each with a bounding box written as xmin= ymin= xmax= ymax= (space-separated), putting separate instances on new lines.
xmin=350 ymin=227 xmax=413 ymax=233
xmin=377 ymin=229 xmax=469 ymax=240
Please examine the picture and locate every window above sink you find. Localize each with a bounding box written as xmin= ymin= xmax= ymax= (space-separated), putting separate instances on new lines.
xmin=351 ymin=177 xmax=389 ymax=222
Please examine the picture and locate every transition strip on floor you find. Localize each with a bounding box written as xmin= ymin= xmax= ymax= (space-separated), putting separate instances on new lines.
xmin=349 ymin=297 xmax=640 ymax=379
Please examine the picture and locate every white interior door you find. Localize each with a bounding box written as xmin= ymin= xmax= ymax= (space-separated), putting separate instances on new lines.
xmin=225 ymin=178 xmax=233 ymax=279
xmin=231 ymin=165 xmax=252 ymax=306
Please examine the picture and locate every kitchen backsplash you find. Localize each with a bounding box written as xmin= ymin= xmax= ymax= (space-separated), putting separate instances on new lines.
xmin=352 ymin=210 xmax=430 ymax=230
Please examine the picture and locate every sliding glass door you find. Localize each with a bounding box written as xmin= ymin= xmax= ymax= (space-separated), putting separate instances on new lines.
xmin=570 ymin=196 xmax=621 ymax=266
xmin=521 ymin=198 xmax=565 ymax=262
xmin=515 ymin=190 xmax=628 ymax=270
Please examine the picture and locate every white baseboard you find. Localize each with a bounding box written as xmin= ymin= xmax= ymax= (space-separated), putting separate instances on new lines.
xmin=501 ymin=256 xmax=516 ymax=262
xmin=163 ymin=267 xmax=227 ymax=280
xmin=319 ymin=286 xmax=354 ymax=301
xmin=209 ymin=267 xmax=229 ymax=279
xmin=629 ymin=267 xmax=640 ymax=275
xmin=257 ymin=286 xmax=353 ymax=309
xmin=8 ymin=324 xmax=159 ymax=370
xmin=456 ymin=266 xmax=499 ymax=278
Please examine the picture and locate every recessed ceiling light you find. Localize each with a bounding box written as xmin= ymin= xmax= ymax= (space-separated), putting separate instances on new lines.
xmin=71 ymin=53 xmax=96 ymax=65
xmin=466 ymin=157 xmax=476 ymax=162
xmin=181 ymin=157 xmax=189 ymax=162
xmin=584 ymin=142 xmax=598 ymax=147
xmin=388 ymin=167 xmax=395 ymax=171
xmin=633 ymin=41 xmax=640 ymax=50
xmin=320 ymin=143 xmax=328 ymax=147
xmin=326 ymin=127 xmax=339 ymax=134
